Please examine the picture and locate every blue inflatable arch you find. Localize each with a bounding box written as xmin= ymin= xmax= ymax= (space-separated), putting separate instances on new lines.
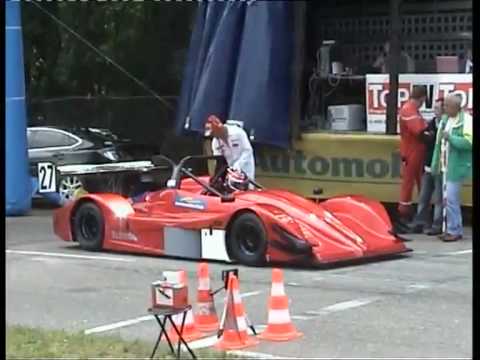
xmin=6 ymin=0 xmax=31 ymax=216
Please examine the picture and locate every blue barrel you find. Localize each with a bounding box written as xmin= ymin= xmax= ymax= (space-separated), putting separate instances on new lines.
xmin=6 ymin=0 xmax=31 ymax=215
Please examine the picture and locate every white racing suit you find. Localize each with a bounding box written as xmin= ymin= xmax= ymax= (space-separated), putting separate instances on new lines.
xmin=211 ymin=124 xmax=255 ymax=181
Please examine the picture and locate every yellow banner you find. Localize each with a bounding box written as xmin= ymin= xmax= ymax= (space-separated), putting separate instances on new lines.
xmin=255 ymin=132 xmax=472 ymax=206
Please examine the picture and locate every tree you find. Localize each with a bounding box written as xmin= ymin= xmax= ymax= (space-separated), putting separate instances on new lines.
xmin=22 ymin=1 xmax=197 ymax=98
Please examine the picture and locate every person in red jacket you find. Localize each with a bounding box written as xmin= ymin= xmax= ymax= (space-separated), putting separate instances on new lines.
xmin=398 ymin=85 xmax=428 ymax=221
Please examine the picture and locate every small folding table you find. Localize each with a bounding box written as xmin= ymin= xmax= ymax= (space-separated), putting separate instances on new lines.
xmin=148 ymin=305 xmax=196 ymax=359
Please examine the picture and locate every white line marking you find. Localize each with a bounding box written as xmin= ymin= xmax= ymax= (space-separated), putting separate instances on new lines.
xmin=228 ymin=357 xmax=469 ymax=360
xmin=188 ymin=325 xmax=265 ymax=350
xmin=291 ymin=315 xmax=312 ymax=320
xmin=286 ymin=282 xmax=301 ymax=286
xmin=240 ymin=290 xmax=262 ymax=298
xmin=404 ymin=283 xmax=432 ymax=294
xmin=30 ymin=257 xmax=64 ymax=263
xmin=6 ymin=250 xmax=134 ymax=262
xmin=83 ymin=298 xmax=265 ymax=336
xmin=304 ymin=298 xmax=379 ymax=316
xmin=446 ymin=249 xmax=472 ymax=256
xmin=84 ymin=315 xmax=153 ymax=335
xmin=227 ymin=350 xmax=295 ymax=359
xmin=187 ymin=335 xmax=220 ymax=350
xmin=406 ymin=283 xmax=431 ymax=290
xmin=322 ymin=298 xmax=378 ymax=312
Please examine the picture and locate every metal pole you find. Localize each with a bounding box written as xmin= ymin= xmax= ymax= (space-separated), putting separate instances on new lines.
xmin=290 ymin=0 xmax=306 ymax=144
xmin=386 ymin=0 xmax=402 ymax=134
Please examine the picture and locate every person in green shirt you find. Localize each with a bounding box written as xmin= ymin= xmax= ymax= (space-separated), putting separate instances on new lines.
xmin=430 ymin=94 xmax=472 ymax=242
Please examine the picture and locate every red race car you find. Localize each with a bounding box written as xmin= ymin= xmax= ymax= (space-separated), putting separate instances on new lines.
xmin=53 ymin=155 xmax=410 ymax=266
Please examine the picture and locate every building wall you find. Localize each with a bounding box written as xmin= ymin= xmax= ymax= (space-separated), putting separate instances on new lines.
xmin=307 ymin=0 xmax=472 ymax=73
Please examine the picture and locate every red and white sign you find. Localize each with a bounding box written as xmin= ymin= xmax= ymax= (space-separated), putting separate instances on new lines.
xmin=366 ymin=74 xmax=473 ymax=133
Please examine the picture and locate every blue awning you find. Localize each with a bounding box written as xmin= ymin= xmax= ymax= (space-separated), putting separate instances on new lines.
xmin=175 ymin=1 xmax=295 ymax=148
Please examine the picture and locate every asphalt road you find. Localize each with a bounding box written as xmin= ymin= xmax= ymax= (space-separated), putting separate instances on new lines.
xmin=6 ymin=209 xmax=472 ymax=359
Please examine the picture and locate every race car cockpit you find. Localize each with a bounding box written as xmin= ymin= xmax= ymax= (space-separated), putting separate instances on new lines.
xmin=150 ymin=154 xmax=262 ymax=200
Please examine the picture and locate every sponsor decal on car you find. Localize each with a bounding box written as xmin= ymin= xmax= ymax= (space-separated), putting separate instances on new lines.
xmin=174 ymin=195 xmax=206 ymax=210
xmin=112 ymin=230 xmax=138 ymax=241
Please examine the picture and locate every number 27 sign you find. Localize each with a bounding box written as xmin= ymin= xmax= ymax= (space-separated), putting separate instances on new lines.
xmin=37 ymin=162 xmax=57 ymax=193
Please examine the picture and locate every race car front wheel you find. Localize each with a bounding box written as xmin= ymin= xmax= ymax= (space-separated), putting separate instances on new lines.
xmin=73 ymin=202 xmax=104 ymax=251
xmin=227 ymin=212 xmax=267 ymax=266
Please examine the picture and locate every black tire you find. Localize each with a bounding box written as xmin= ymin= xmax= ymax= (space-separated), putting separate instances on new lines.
xmin=227 ymin=213 xmax=268 ymax=266
xmin=73 ymin=202 xmax=104 ymax=251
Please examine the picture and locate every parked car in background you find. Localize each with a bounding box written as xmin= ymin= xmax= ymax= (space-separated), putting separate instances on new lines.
xmin=28 ymin=126 xmax=158 ymax=205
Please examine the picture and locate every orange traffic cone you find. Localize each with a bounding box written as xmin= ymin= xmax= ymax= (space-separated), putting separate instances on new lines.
xmin=258 ymin=268 xmax=303 ymax=341
xmin=166 ymin=270 xmax=204 ymax=342
xmin=215 ymin=274 xmax=259 ymax=350
xmin=194 ymin=263 xmax=219 ymax=332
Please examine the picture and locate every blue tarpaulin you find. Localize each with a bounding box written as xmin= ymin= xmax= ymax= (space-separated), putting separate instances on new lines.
xmin=176 ymin=1 xmax=295 ymax=148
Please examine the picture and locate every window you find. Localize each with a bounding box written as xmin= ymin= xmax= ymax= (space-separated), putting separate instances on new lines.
xmin=28 ymin=129 xmax=79 ymax=149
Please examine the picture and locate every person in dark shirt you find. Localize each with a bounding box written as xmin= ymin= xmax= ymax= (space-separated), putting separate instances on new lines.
xmin=408 ymin=98 xmax=444 ymax=235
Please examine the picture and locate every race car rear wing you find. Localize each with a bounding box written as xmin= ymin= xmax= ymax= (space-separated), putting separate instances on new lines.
xmin=56 ymin=154 xmax=176 ymax=176
xmin=56 ymin=160 xmax=168 ymax=176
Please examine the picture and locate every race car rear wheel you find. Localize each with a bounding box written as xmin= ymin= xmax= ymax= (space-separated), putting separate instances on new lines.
xmin=73 ymin=202 xmax=104 ymax=251
xmin=227 ymin=212 xmax=267 ymax=266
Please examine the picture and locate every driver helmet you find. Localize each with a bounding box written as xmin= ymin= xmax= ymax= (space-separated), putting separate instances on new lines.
xmin=225 ymin=168 xmax=249 ymax=192
xmin=204 ymin=115 xmax=224 ymax=138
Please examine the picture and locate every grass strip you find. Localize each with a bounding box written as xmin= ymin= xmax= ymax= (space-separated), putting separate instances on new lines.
xmin=6 ymin=325 xmax=236 ymax=359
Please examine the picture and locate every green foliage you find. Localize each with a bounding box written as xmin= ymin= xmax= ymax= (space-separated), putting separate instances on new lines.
xmin=7 ymin=324 xmax=155 ymax=358
xmin=6 ymin=325 xmax=234 ymax=359
xmin=21 ymin=1 xmax=197 ymax=98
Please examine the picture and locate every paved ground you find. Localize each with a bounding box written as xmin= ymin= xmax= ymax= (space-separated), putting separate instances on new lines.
xmin=6 ymin=209 xmax=472 ymax=359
